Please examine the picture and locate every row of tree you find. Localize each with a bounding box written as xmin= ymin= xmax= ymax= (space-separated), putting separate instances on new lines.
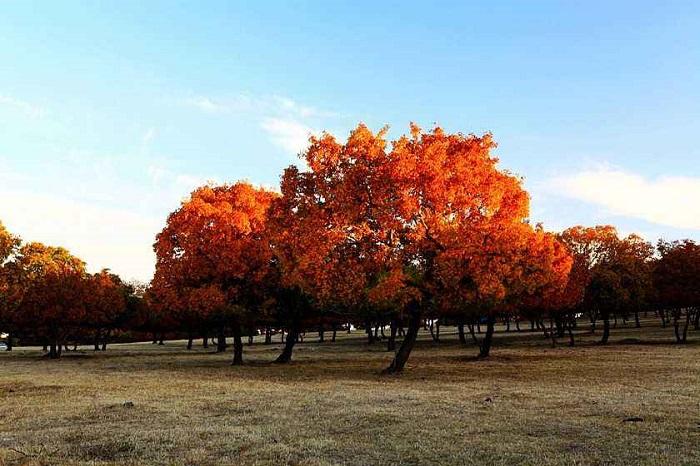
xmin=1 ymin=124 xmax=698 ymax=370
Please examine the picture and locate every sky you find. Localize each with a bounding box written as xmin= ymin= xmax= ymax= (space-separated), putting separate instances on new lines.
xmin=1 ymin=0 xmax=699 ymax=282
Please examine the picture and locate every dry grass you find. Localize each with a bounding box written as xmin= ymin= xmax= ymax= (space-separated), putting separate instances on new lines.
xmin=1 ymin=320 xmax=699 ymax=465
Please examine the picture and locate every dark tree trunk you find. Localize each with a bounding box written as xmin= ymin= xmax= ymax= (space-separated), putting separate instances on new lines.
xmin=6 ymin=331 xmax=12 ymax=351
xmin=49 ymin=342 xmax=59 ymax=359
xmin=158 ymin=333 xmax=165 ymax=345
xmin=203 ymin=329 xmax=209 ymax=348
xmin=152 ymin=332 xmax=158 ymax=344
xmin=383 ymin=308 xmax=421 ymax=374
xmin=265 ymin=326 xmax=272 ymax=344
xmin=567 ymin=319 xmax=575 ymax=347
xmin=515 ymin=319 xmax=521 ymax=332
xmin=505 ymin=316 xmax=511 ymax=332
xmin=366 ymin=320 xmax=375 ymax=344
xmin=374 ymin=324 xmax=380 ymax=340
xmin=659 ymin=309 xmax=667 ymax=328
xmin=682 ymin=310 xmax=691 ymax=343
xmin=232 ymin=323 xmax=243 ymax=365
xmin=428 ymin=319 xmax=437 ymax=342
xmin=248 ymin=334 xmax=254 ymax=346
xmin=634 ymin=311 xmax=641 ymax=328
xmin=275 ymin=325 xmax=299 ymax=363
xmin=380 ymin=325 xmax=386 ymax=339
xmin=600 ymin=312 xmax=610 ymax=344
xmin=318 ymin=325 xmax=324 ymax=343
xmin=693 ymin=308 xmax=699 ymax=331
xmin=387 ymin=319 xmax=397 ymax=352
xmin=457 ymin=323 xmax=467 ymax=345
xmin=478 ymin=316 xmax=496 ymax=358
xmin=331 ymin=324 xmax=337 ymax=342
xmin=94 ymin=329 xmax=101 ymax=351
xmin=216 ymin=327 xmax=227 ymax=353
xmin=467 ymin=323 xmax=479 ymax=345
xmin=187 ymin=331 xmax=193 ymax=350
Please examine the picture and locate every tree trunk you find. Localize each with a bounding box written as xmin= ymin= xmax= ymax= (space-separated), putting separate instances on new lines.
xmin=366 ymin=320 xmax=375 ymax=344
xmin=634 ymin=311 xmax=641 ymax=328
xmin=478 ymin=316 xmax=496 ymax=358
xmin=187 ymin=331 xmax=193 ymax=350
xmin=94 ymin=329 xmax=101 ymax=351
xmin=693 ymin=308 xmax=699 ymax=331
xmin=681 ymin=309 xmax=691 ymax=343
xmin=383 ymin=308 xmax=421 ymax=374
xmin=318 ymin=325 xmax=324 ymax=343
xmin=216 ymin=327 xmax=227 ymax=353
xmin=567 ymin=319 xmax=575 ymax=347
xmin=600 ymin=312 xmax=610 ymax=344
xmin=158 ymin=333 xmax=164 ymax=345
xmin=49 ymin=342 xmax=59 ymax=359
xmin=203 ymin=329 xmax=209 ymax=348
xmin=467 ymin=323 xmax=479 ymax=345
xmin=248 ymin=334 xmax=254 ymax=346
xmin=387 ymin=319 xmax=397 ymax=352
xmin=265 ymin=326 xmax=272 ymax=344
xmin=232 ymin=323 xmax=243 ymax=365
xmin=275 ymin=325 xmax=299 ymax=363
xmin=6 ymin=331 xmax=12 ymax=351
xmin=331 ymin=324 xmax=337 ymax=342
xmin=457 ymin=323 xmax=467 ymax=345
xmin=428 ymin=319 xmax=437 ymax=342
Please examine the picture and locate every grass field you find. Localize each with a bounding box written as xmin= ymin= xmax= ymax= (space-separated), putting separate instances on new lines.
xmin=1 ymin=320 xmax=698 ymax=465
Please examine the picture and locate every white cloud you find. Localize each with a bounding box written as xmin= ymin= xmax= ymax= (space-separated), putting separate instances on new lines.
xmin=0 ymin=94 xmax=47 ymax=118
xmin=260 ymin=117 xmax=316 ymax=155
xmin=552 ymin=166 xmax=700 ymax=230
xmin=0 ymin=188 xmax=161 ymax=282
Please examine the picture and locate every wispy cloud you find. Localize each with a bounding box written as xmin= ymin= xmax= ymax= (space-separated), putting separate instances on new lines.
xmin=552 ymin=165 xmax=700 ymax=230
xmin=183 ymin=93 xmax=339 ymax=155
xmin=260 ymin=117 xmax=317 ymax=155
xmin=0 ymin=94 xmax=47 ymax=118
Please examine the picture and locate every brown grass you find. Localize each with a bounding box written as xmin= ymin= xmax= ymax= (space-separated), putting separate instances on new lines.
xmin=1 ymin=320 xmax=698 ymax=465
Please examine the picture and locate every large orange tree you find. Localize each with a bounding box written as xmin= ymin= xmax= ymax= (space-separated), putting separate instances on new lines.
xmin=269 ymin=123 xmax=545 ymax=371
xmin=153 ymin=182 xmax=278 ymax=364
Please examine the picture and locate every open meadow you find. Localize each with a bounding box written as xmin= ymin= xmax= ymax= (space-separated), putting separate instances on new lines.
xmin=1 ymin=321 xmax=698 ymax=466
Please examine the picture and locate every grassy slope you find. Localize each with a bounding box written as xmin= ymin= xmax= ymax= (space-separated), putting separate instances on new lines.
xmin=0 ymin=320 xmax=698 ymax=466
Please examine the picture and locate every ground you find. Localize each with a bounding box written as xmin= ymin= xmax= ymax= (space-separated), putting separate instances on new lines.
xmin=1 ymin=319 xmax=698 ymax=466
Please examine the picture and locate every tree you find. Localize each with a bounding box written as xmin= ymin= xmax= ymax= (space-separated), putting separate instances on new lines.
xmin=6 ymin=242 xmax=87 ymax=358
xmin=84 ymin=270 xmax=129 ymax=351
xmin=153 ymin=182 xmax=278 ymax=365
xmin=269 ymin=123 xmax=536 ymax=371
xmin=0 ymin=221 xmax=21 ymax=350
xmin=654 ymin=240 xmax=700 ymax=343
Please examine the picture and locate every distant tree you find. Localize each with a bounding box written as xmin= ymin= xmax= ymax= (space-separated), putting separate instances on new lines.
xmin=0 ymin=221 xmax=21 ymax=350
xmin=6 ymin=242 xmax=87 ymax=358
xmin=654 ymin=240 xmax=700 ymax=343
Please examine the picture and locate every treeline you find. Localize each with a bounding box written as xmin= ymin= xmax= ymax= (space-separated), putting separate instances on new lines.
xmin=1 ymin=124 xmax=698 ymax=370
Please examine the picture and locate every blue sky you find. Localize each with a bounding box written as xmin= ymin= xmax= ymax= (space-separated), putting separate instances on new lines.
xmin=1 ymin=0 xmax=699 ymax=281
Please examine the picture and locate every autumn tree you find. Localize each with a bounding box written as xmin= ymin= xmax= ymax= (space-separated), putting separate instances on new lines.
xmin=560 ymin=226 xmax=653 ymax=344
xmin=6 ymin=242 xmax=87 ymax=358
xmin=0 ymin=221 xmax=21 ymax=350
xmin=153 ymin=182 xmax=278 ymax=364
xmin=654 ymin=240 xmax=700 ymax=343
xmin=83 ymin=269 xmax=130 ymax=351
xmin=269 ymin=123 xmax=539 ymax=371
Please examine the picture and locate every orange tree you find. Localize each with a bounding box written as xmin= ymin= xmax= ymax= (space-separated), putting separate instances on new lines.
xmin=83 ymin=269 xmax=130 ymax=351
xmin=0 ymin=221 xmax=21 ymax=350
xmin=560 ymin=226 xmax=653 ymax=344
xmin=153 ymin=182 xmax=277 ymax=364
xmin=5 ymin=242 xmax=87 ymax=358
xmin=269 ymin=123 xmax=541 ymax=371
